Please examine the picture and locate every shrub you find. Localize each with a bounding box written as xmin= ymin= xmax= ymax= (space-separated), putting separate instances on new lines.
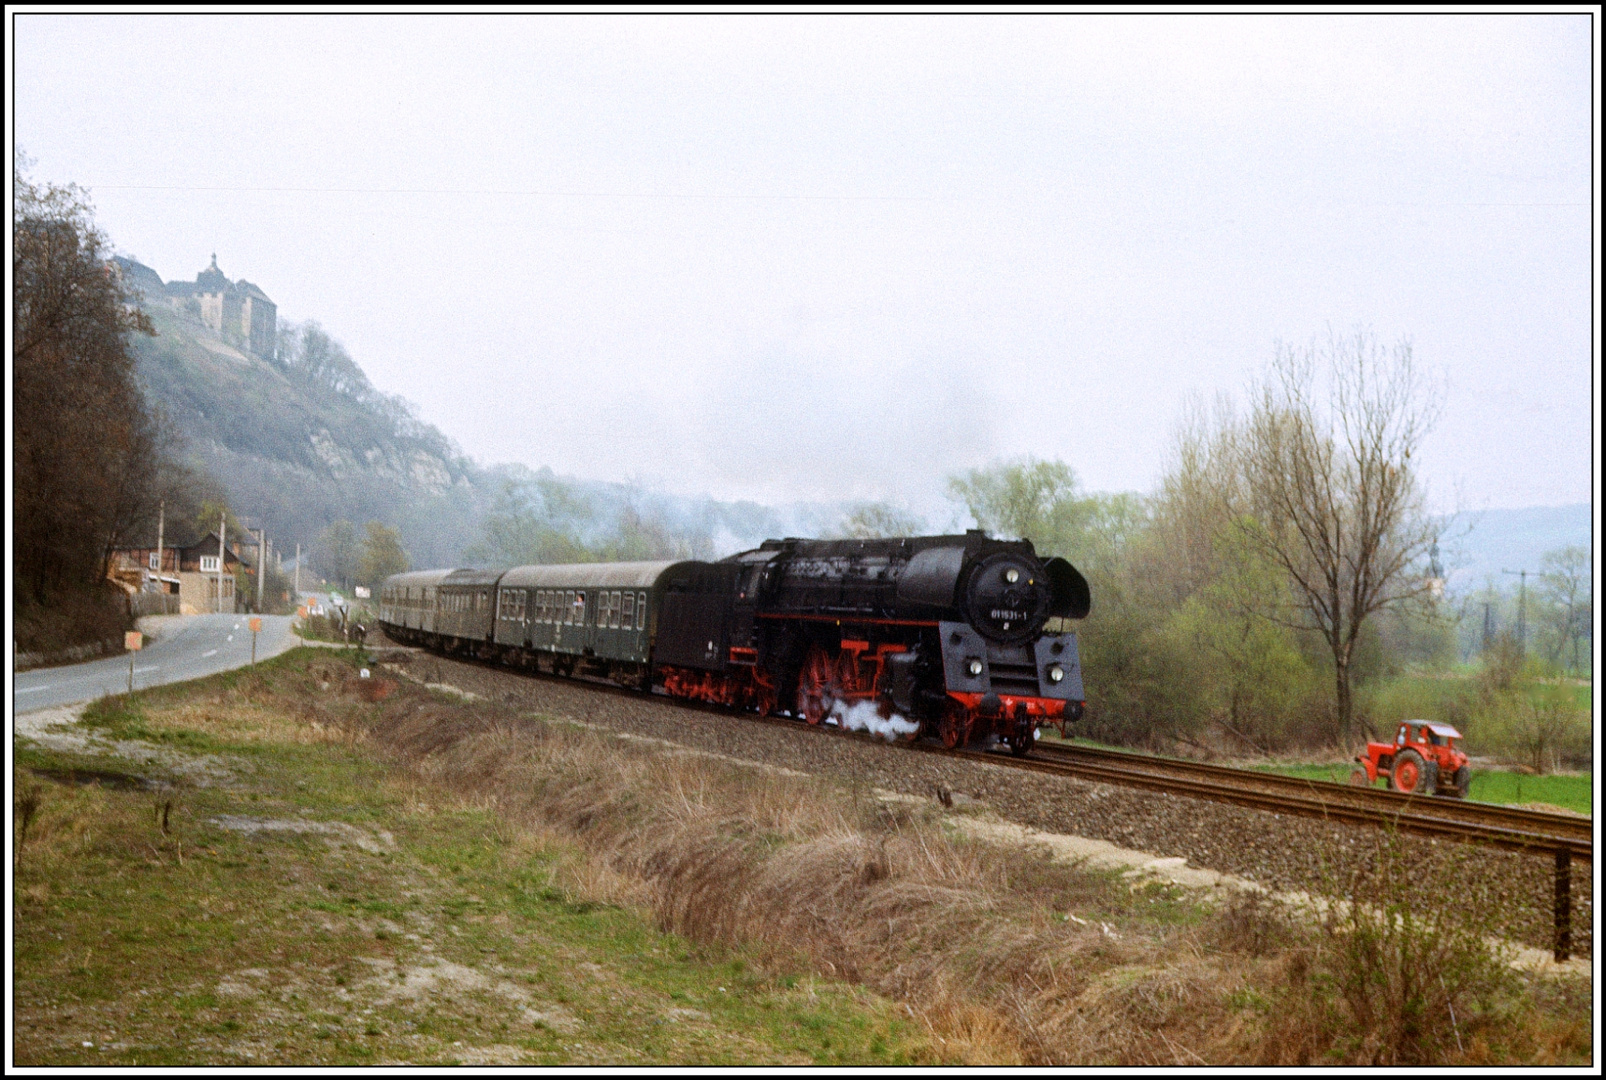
xmin=1268 ymin=835 xmax=1518 ymax=1066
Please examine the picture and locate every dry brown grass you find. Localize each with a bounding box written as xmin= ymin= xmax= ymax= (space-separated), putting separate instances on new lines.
xmin=232 ymin=665 xmax=1590 ymax=1066
xmin=287 ymin=693 xmax=1248 ymax=1064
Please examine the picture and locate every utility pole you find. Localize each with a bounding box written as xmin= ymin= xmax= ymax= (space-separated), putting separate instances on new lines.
xmin=294 ymin=542 xmax=301 ymax=599
xmin=218 ymin=514 xmax=227 ymax=614
xmin=154 ymin=498 xmax=165 ymax=589
xmin=1482 ymin=601 xmax=1494 ymax=654
xmin=1502 ymin=569 xmax=1530 ymax=654
xmin=255 ymin=527 xmax=266 ymax=613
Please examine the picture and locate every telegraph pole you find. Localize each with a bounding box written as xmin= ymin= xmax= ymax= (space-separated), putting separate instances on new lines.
xmin=154 ymin=499 xmax=165 ymax=588
xmin=1502 ymin=568 xmax=1530 ymax=654
xmin=294 ymin=542 xmax=301 ymax=599
xmin=218 ymin=514 xmax=227 ymax=614
xmin=255 ymin=527 xmax=266 ymax=612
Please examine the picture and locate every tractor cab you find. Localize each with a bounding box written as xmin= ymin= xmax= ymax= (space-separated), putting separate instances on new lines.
xmin=1353 ymin=720 xmax=1471 ymax=798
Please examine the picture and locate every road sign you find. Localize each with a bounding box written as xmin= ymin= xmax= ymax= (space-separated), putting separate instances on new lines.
xmin=354 ymin=586 xmax=371 ymax=599
xmin=249 ymin=617 xmax=262 ymax=633
xmin=125 ymin=631 xmax=143 ymax=692
xmin=298 ymin=606 xmax=308 ymax=618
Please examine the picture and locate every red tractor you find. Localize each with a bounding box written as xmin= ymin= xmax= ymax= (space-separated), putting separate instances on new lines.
xmin=1352 ymin=720 xmax=1471 ymax=798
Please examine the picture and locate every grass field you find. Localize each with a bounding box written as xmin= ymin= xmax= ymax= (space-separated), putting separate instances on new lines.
xmin=1251 ymin=763 xmax=1593 ymax=816
xmin=12 ymin=658 xmax=922 ymax=1067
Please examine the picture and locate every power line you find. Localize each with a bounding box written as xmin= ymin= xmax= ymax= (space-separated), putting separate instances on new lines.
xmin=86 ymin=183 xmax=944 ymax=203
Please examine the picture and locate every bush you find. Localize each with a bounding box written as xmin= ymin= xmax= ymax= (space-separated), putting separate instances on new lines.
xmin=1354 ymin=675 xmax=1475 ymax=741
xmin=14 ymin=585 xmax=132 ymax=656
xmin=1471 ymin=685 xmax=1590 ymax=774
xmin=1268 ymin=835 xmax=1519 ymax=1066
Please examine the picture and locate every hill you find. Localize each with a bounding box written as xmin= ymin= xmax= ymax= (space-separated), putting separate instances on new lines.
xmin=1442 ymin=503 xmax=1593 ymax=594
xmin=119 ymin=257 xmax=490 ymax=567
xmin=116 ymin=256 xmax=857 ymax=571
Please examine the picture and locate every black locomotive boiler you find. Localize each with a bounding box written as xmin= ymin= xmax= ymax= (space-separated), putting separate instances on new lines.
xmin=379 ymin=530 xmax=1089 ymax=755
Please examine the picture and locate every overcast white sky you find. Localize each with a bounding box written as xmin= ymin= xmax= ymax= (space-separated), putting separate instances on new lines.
xmin=12 ymin=12 xmax=1597 ymax=519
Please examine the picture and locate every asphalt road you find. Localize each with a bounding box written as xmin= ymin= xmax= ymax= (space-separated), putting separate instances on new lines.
xmin=13 ymin=612 xmax=303 ymax=715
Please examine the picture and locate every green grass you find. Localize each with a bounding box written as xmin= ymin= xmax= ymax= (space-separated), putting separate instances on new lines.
xmin=1251 ymin=763 xmax=1593 ymax=815
xmin=12 ymin=652 xmax=926 ymax=1067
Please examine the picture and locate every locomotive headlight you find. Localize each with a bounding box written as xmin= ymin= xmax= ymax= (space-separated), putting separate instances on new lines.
xmin=1047 ymin=664 xmax=1065 ymax=684
xmin=1005 ymin=568 xmax=1019 ymax=584
xmin=967 ymin=659 xmax=984 ymax=677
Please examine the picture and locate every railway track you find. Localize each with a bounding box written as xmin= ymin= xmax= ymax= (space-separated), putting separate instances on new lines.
xmin=1020 ymin=740 xmax=1593 ymax=856
xmin=374 ymin=639 xmax=1593 ymax=958
xmin=922 ymin=736 xmax=1590 ymax=961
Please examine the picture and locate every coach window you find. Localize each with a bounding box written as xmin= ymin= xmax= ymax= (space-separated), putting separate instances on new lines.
xmin=562 ymin=591 xmax=573 ymax=625
xmin=622 ymin=591 xmax=635 ymax=630
xmin=637 ymin=592 xmax=648 ymax=631
xmin=609 ymin=591 xmax=621 ymax=628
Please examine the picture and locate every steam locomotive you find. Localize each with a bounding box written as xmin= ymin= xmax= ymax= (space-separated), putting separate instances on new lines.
xmin=379 ymin=530 xmax=1089 ymax=755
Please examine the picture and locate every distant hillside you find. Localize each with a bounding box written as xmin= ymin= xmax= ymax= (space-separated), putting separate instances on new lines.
xmin=1442 ymin=503 xmax=1593 ymax=593
xmin=120 ymin=257 xmax=490 ymax=567
xmin=116 ymin=256 xmax=859 ymax=571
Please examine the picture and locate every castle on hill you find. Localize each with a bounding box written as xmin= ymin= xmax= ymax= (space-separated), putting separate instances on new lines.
xmin=114 ymin=253 xmax=278 ymax=359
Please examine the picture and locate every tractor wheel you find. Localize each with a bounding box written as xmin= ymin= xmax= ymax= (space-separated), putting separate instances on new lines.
xmin=1391 ymin=749 xmax=1428 ymax=794
xmin=1420 ymin=760 xmax=1440 ymax=796
xmin=1348 ymin=767 xmax=1372 ymax=787
xmin=1448 ymin=765 xmax=1471 ymax=799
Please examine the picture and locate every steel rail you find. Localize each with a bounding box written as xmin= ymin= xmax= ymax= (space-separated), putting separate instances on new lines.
xmin=1029 ymin=741 xmax=1593 ymax=848
xmin=372 ymin=634 xmax=1592 ymax=959
xmin=925 ymin=741 xmax=1591 ymax=860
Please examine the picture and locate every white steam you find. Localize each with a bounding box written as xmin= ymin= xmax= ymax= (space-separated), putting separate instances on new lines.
xmin=826 ymin=699 xmax=921 ymax=742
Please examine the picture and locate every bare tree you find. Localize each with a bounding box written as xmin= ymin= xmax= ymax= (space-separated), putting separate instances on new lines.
xmin=1233 ymin=328 xmax=1444 ymax=740
xmin=14 ymin=152 xmax=159 ymax=606
xmin=1540 ymin=546 xmax=1591 ymax=674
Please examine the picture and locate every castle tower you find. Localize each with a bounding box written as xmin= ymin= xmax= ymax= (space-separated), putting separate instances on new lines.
xmin=191 ymin=255 xmax=277 ymax=358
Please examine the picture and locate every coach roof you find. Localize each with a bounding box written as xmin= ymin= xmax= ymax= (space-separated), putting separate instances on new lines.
xmin=498 ymin=561 xmax=697 ymax=590
xmin=384 ymin=569 xmax=457 ymax=590
xmin=441 ymin=568 xmax=505 ymax=587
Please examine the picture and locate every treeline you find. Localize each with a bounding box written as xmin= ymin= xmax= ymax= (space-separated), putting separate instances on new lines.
xmin=15 ymin=158 xmax=181 ymax=650
xmin=839 ymin=333 xmax=1590 ymax=767
xmin=13 ymin=157 xmax=288 ymax=648
xmin=311 ymin=520 xmax=410 ymax=593
xmin=462 ymin=468 xmax=717 ymax=568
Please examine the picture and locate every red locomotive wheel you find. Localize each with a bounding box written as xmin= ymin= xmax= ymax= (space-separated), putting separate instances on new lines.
xmin=796 ymin=647 xmax=837 ymax=726
xmin=939 ymin=700 xmax=971 ymax=750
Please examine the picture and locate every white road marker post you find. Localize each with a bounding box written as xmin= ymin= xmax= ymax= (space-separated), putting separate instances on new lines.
xmin=250 ymin=616 xmax=262 ymax=664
